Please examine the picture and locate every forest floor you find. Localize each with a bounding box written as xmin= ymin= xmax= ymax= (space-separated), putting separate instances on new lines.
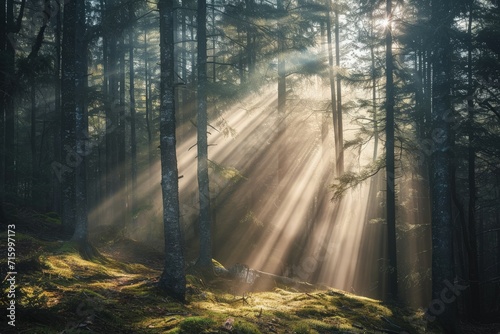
xmin=1 ymin=207 xmax=500 ymax=334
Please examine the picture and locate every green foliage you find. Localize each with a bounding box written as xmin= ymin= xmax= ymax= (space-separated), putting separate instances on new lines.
xmin=178 ymin=316 xmax=216 ymax=333
xmin=239 ymin=210 xmax=264 ymax=227
xmin=292 ymin=322 xmax=315 ymax=334
xmin=209 ymin=160 xmax=247 ymax=183
xmin=233 ymin=320 xmax=262 ymax=334
xmin=330 ymin=157 xmax=385 ymax=201
xmin=20 ymin=286 xmax=49 ymax=309
xmin=35 ymin=212 xmax=62 ymax=225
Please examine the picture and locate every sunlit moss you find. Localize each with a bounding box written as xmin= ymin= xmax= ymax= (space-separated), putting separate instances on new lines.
xmin=233 ymin=320 xmax=262 ymax=334
xmin=11 ymin=229 xmax=426 ymax=334
xmin=178 ymin=316 xmax=216 ymax=333
xmin=292 ymin=321 xmax=318 ymax=334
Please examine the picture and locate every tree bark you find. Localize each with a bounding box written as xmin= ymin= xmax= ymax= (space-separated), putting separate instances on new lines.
xmin=334 ymin=0 xmax=344 ymax=175
xmin=158 ymin=0 xmax=186 ymax=301
xmin=429 ymin=0 xmax=458 ymax=331
xmin=73 ymin=0 xmax=89 ymax=246
xmin=4 ymin=0 xmax=26 ymax=197
xmin=53 ymin=1 xmax=62 ymax=214
xmin=129 ymin=4 xmax=137 ymax=224
xmin=370 ymin=10 xmax=378 ymax=161
xmin=466 ymin=5 xmax=481 ymax=320
xmin=277 ymin=0 xmax=287 ymax=195
xmin=325 ymin=0 xmax=338 ymax=174
xmin=0 ymin=0 xmax=5 ymax=206
xmin=385 ymin=0 xmax=398 ymax=300
xmin=196 ymin=0 xmax=214 ymax=271
xmin=61 ymin=0 xmax=77 ymax=236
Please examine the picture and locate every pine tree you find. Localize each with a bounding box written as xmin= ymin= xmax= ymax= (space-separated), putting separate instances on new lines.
xmin=158 ymin=0 xmax=186 ymax=301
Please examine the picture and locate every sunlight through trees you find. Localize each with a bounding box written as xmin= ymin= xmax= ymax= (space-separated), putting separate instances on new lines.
xmin=2 ymin=0 xmax=500 ymax=330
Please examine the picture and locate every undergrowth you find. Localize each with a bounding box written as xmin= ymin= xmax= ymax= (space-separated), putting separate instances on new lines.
xmin=0 ymin=227 xmax=439 ymax=334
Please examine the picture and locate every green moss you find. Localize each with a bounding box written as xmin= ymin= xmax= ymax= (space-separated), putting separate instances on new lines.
xmin=35 ymin=212 xmax=61 ymax=225
xmin=179 ymin=316 xmax=216 ymax=333
xmin=292 ymin=322 xmax=317 ymax=334
xmin=8 ymin=214 xmax=430 ymax=334
xmin=295 ymin=306 xmax=331 ymax=318
xmin=233 ymin=320 xmax=262 ymax=334
xmin=212 ymin=258 xmax=226 ymax=270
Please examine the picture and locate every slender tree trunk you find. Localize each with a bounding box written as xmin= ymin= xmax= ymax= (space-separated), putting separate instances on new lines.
xmin=334 ymin=1 xmax=343 ymax=175
xmin=326 ymin=0 xmax=338 ymax=172
xmin=53 ymin=1 xmax=62 ymax=214
xmin=158 ymin=0 xmax=186 ymax=301
xmin=466 ymin=5 xmax=481 ymax=320
xmin=385 ymin=0 xmax=398 ymax=300
xmin=61 ymin=0 xmax=77 ymax=236
xmin=277 ymin=0 xmax=287 ymax=203
xmin=277 ymin=0 xmax=286 ymax=115
xmin=4 ymin=0 xmax=25 ymax=197
xmin=245 ymin=0 xmax=255 ymax=77
xmin=118 ymin=37 xmax=128 ymax=231
xmin=144 ymin=29 xmax=153 ymax=180
xmin=180 ymin=1 xmax=187 ymax=124
xmin=31 ymin=79 xmax=37 ymax=202
xmin=429 ymin=0 xmax=458 ymax=330
xmin=211 ymin=0 xmax=216 ymax=83
xmin=73 ymin=0 xmax=89 ymax=247
xmin=129 ymin=5 xmax=137 ymax=223
xmin=196 ymin=0 xmax=213 ymax=271
xmin=370 ymin=11 xmax=378 ymax=161
xmin=0 ymin=0 xmax=5 ymax=203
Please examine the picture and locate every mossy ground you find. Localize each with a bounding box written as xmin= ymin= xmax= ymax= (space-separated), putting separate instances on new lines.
xmin=0 ymin=228 xmax=428 ymax=334
xmin=1 ymin=213 xmax=496 ymax=334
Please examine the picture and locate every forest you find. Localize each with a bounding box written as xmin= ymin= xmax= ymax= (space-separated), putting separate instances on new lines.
xmin=1 ymin=0 xmax=500 ymax=332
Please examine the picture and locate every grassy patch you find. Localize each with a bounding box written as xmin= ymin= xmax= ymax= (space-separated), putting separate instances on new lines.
xmin=179 ymin=316 xmax=216 ymax=333
xmin=5 ymin=227 xmax=443 ymax=334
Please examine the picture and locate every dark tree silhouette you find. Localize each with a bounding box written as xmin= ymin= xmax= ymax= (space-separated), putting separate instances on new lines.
xmin=385 ymin=0 xmax=398 ymax=300
xmin=196 ymin=0 xmax=214 ymax=272
xmin=158 ymin=0 xmax=186 ymax=301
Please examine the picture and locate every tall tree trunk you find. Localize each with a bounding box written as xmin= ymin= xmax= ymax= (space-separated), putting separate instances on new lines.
xmin=385 ymin=0 xmax=398 ymax=300
xmin=129 ymin=5 xmax=137 ymax=224
xmin=105 ymin=0 xmax=119 ymax=207
xmin=4 ymin=0 xmax=26 ymax=198
xmin=144 ymin=29 xmax=153 ymax=181
xmin=466 ymin=4 xmax=481 ymax=320
xmin=211 ymin=0 xmax=216 ymax=83
xmin=326 ymin=0 xmax=338 ymax=173
xmin=158 ymin=0 xmax=186 ymax=301
xmin=277 ymin=0 xmax=287 ymax=203
xmin=196 ymin=0 xmax=214 ymax=271
xmin=0 ymin=0 xmax=5 ymax=209
xmin=61 ymin=0 xmax=77 ymax=237
xmin=429 ymin=0 xmax=458 ymax=330
xmin=245 ymin=0 xmax=255 ymax=77
xmin=73 ymin=0 xmax=90 ymax=247
xmin=370 ymin=11 xmax=378 ymax=161
xmin=277 ymin=0 xmax=286 ymax=114
xmin=53 ymin=1 xmax=62 ymax=214
xmin=334 ymin=0 xmax=344 ymax=175
xmin=118 ymin=37 xmax=128 ymax=231
xmin=180 ymin=1 xmax=188 ymax=128
xmin=31 ymin=79 xmax=37 ymax=202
